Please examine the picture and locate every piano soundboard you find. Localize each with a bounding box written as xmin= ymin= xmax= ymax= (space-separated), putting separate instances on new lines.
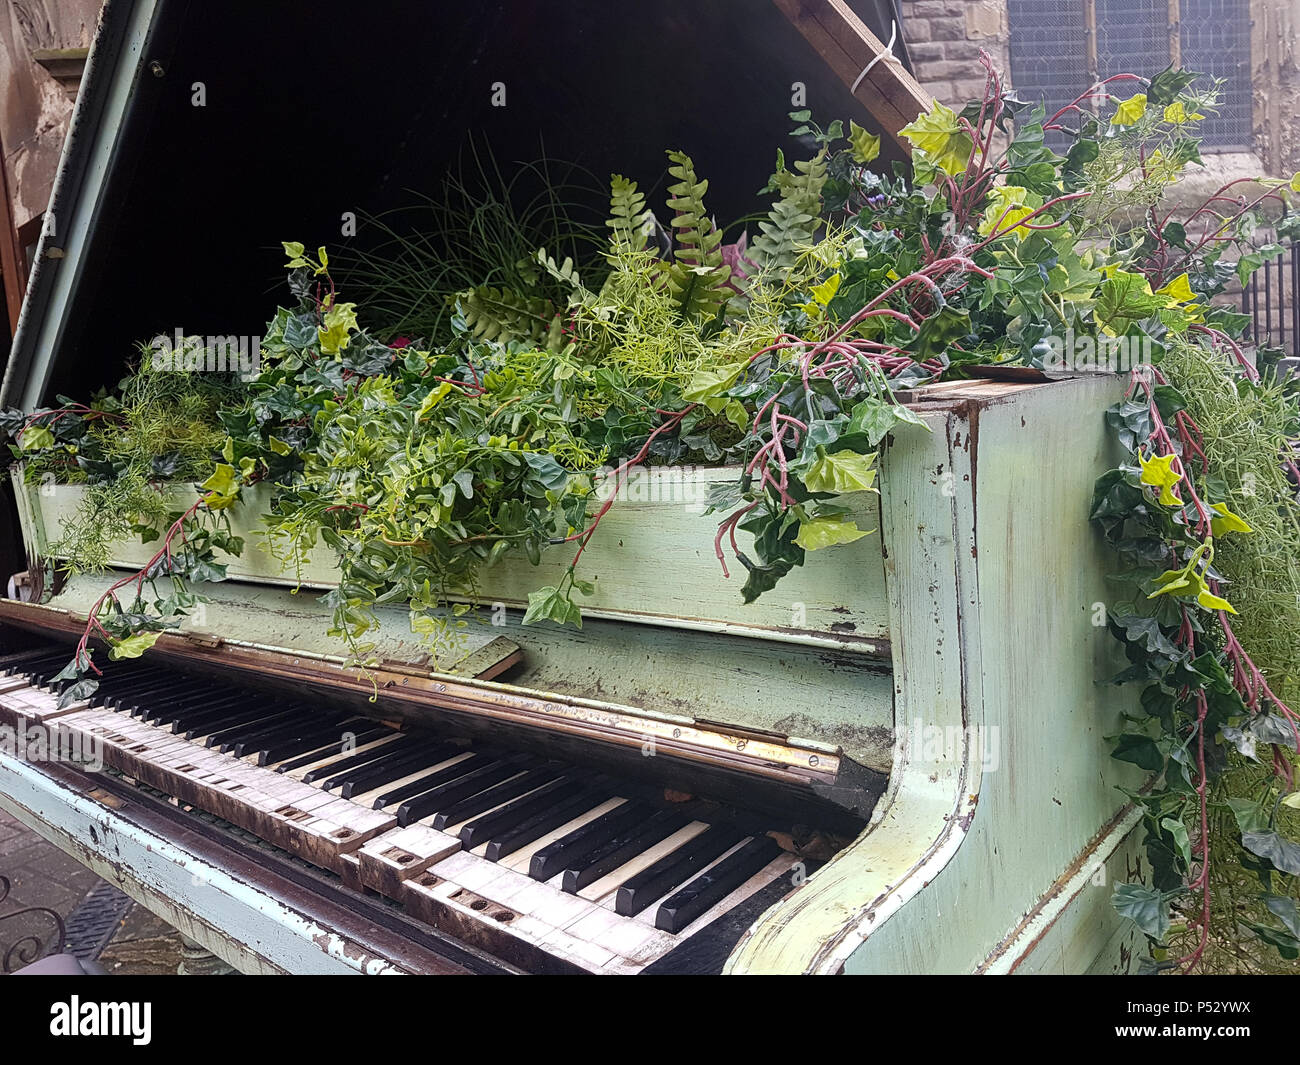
xmin=0 ymin=643 xmax=822 ymax=974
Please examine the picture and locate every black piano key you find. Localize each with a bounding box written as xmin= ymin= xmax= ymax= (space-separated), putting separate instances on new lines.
xmin=459 ymin=779 xmax=588 ymax=850
xmin=529 ymin=800 xmax=653 ymax=882
xmin=187 ymin=701 xmax=292 ymax=742
xmin=134 ymin=682 xmax=240 ymax=719
xmin=228 ymin=710 xmax=348 ymax=757
xmin=613 ymin=825 xmax=742 ymax=918
xmin=205 ymin=707 xmax=301 ymax=750
xmin=0 ymin=649 xmax=69 ymax=675
xmin=134 ymin=684 xmax=237 ymax=720
xmin=13 ymin=653 xmax=73 ymax=680
xmin=560 ymin=809 xmax=690 ymax=894
xmin=369 ymin=752 xmax=492 ymax=809
xmin=301 ymin=734 xmax=420 ymax=784
xmin=230 ymin=711 xmax=350 ymax=759
xmin=329 ymin=740 xmax=460 ymax=798
xmin=393 ymin=758 xmax=534 ymax=825
xmin=653 ymin=835 xmax=782 ymax=934
xmin=315 ymin=736 xmax=447 ymax=790
xmin=430 ymin=767 xmax=564 ymax=829
xmin=87 ymin=667 xmax=171 ymax=704
xmin=482 ymin=789 xmax=616 ymax=862
xmin=163 ymin=693 xmax=263 ymax=731
xmin=263 ymin=724 xmax=391 ymax=768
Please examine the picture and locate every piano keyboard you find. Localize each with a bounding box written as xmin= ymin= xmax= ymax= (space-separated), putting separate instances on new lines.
xmin=0 ymin=646 xmax=805 ymax=973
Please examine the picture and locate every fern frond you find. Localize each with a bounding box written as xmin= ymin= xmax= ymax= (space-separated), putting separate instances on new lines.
xmin=751 ymin=149 xmax=828 ymax=274
xmin=663 ymin=150 xmax=731 ymax=322
xmin=459 ymin=285 xmax=561 ymax=350
xmin=606 ymin=175 xmax=654 ymax=254
xmin=535 ymin=247 xmax=585 ymax=296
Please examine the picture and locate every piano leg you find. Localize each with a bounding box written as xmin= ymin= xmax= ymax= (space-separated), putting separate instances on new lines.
xmin=177 ymin=933 xmax=236 ymax=976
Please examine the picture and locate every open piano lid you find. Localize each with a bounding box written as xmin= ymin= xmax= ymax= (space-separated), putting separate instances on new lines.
xmin=0 ymin=0 xmax=927 ymax=827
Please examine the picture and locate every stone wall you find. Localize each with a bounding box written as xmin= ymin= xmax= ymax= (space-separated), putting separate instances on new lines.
xmin=899 ymin=0 xmax=1297 ymax=179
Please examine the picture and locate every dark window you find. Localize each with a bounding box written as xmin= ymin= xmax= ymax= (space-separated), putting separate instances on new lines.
xmin=1008 ymin=0 xmax=1251 ymax=150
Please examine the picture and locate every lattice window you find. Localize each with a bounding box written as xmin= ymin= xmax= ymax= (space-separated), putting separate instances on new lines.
xmin=1007 ymin=0 xmax=1252 ymax=150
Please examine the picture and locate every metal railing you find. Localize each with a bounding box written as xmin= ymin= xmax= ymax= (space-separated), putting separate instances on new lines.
xmin=1242 ymin=237 xmax=1299 ymax=357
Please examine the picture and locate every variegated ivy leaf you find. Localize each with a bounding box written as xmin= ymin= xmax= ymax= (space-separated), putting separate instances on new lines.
xmin=793 ymin=516 xmax=872 ymax=551
xmin=1111 ymin=93 xmax=1148 ymax=126
xmin=899 ymin=101 xmax=974 ymax=177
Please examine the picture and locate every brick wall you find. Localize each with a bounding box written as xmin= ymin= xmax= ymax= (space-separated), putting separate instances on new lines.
xmin=899 ymin=0 xmax=1010 ymax=107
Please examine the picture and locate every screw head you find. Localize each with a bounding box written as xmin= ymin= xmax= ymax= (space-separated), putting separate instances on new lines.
xmin=809 ymin=754 xmax=820 ymax=767
xmin=149 ymin=60 xmax=165 ymax=77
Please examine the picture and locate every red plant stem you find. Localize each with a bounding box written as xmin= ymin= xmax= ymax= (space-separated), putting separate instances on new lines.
xmin=73 ymin=496 xmax=208 ymax=674
xmin=560 ymin=408 xmax=693 ymax=568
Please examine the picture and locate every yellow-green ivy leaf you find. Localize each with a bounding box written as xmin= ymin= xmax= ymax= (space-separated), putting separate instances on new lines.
xmin=1138 ymin=451 xmax=1184 ymax=506
xmin=418 ymin=382 xmax=454 ymax=419
xmin=683 ymin=360 xmax=747 ymax=403
xmin=810 ymin=273 xmax=842 ymax=307
xmin=723 ymin=399 xmax=750 ymax=430
xmin=109 ymin=631 xmax=161 ymax=661
xmin=1155 ymin=273 xmax=1196 ymax=304
xmin=978 ymin=185 xmax=1036 ymax=241
xmin=803 ymin=450 xmax=878 ymax=495
xmin=900 ymin=102 xmax=974 ymax=177
xmin=17 ymin=424 xmax=54 ymax=451
xmin=1208 ymin=502 xmax=1253 ymax=537
xmin=1282 ymin=792 xmax=1300 ymax=810
xmin=794 ymin=517 xmax=872 ymax=551
xmin=318 ymin=300 xmax=358 ymax=354
xmin=1148 ymin=569 xmax=1194 ymax=598
xmin=201 ymin=463 xmax=241 ymax=509
xmin=267 ymin=436 xmax=292 ymax=456
xmin=1162 ymin=101 xmax=1203 ymax=124
xmin=1196 ymin=587 xmax=1237 ymax=614
xmin=1112 ymin=93 xmax=1148 ymax=126
xmin=282 ymin=240 xmax=310 ymax=269
xmin=848 ymin=120 xmax=881 ymax=164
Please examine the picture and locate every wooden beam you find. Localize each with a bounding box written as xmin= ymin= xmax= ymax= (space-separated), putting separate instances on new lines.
xmin=773 ymin=0 xmax=932 ymax=148
xmin=0 ymin=128 xmax=25 ymax=336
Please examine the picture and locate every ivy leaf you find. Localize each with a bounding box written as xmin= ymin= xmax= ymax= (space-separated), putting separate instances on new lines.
xmin=1242 ymin=831 xmax=1300 ymax=875
xmin=683 ymin=361 xmax=746 ymax=404
xmin=1225 ymin=797 xmax=1270 ymax=834
xmin=18 ymin=424 xmax=54 ymax=451
xmin=1111 ymin=93 xmax=1148 ymax=126
xmin=57 ymin=678 xmax=99 ymax=709
xmin=1138 ymin=451 xmax=1184 ymax=506
xmin=802 ymin=449 xmax=877 ymax=494
xmin=899 ymin=102 xmax=974 ymax=177
xmin=521 ymin=586 xmax=581 ymax=629
xmin=1207 ymin=502 xmax=1252 ymax=537
xmin=1112 ymin=883 xmax=1171 ymax=940
xmin=793 ymin=517 xmax=871 ymax=551
xmin=847 ymin=120 xmax=881 ymax=164
xmin=200 ymin=463 xmax=241 ymax=509
xmin=911 ymin=306 xmax=972 ymax=361
xmin=1094 ymin=270 xmax=1165 ymax=336
xmin=1110 ymin=733 xmax=1165 ymax=770
xmin=108 ymin=631 xmax=161 ymax=661
xmin=1160 ymin=816 xmax=1192 ymax=869
xmin=418 ymin=382 xmax=454 ymax=419
xmin=1148 ymin=66 xmax=1200 ymax=105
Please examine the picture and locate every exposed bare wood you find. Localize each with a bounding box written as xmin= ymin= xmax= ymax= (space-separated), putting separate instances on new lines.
xmin=772 ymin=0 xmax=931 ymax=147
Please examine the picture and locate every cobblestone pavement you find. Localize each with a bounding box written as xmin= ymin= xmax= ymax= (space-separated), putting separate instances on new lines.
xmin=0 ymin=805 xmax=185 ymax=973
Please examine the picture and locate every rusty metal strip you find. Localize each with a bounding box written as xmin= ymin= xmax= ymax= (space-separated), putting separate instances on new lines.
xmin=0 ymin=597 xmax=842 ymax=788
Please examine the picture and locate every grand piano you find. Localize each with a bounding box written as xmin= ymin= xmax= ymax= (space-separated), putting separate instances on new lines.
xmin=0 ymin=0 xmax=1146 ymax=974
